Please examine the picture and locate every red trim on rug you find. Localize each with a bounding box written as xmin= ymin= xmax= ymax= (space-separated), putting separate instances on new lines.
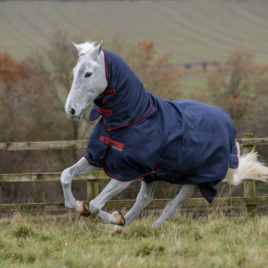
xmin=101 ymin=95 xmax=106 ymax=106
xmin=198 ymin=185 xmax=212 ymax=204
xmin=229 ymin=141 xmax=239 ymax=169
xmin=88 ymin=114 xmax=101 ymax=121
xmin=95 ymin=95 xmax=103 ymax=100
xmin=109 ymin=127 xmax=128 ymax=134
xmin=103 ymin=162 xmax=157 ymax=182
xmin=180 ymin=168 xmax=194 ymax=177
xmin=99 ymin=135 xmax=124 ymax=150
xmin=164 ymin=168 xmax=194 ymax=182
xmin=103 ymin=98 xmax=153 ymax=130
xmin=83 ymin=155 xmax=103 ymax=167
xmin=154 ymin=162 xmax=160 ymax=172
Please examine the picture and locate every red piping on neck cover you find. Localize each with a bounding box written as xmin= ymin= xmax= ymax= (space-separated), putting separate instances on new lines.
xmin=103 ymin=97 xmax=153 ymax=130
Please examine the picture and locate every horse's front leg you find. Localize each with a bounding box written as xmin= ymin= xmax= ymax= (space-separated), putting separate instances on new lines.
xmin=151 ymin=184 xmax=198 ymax=229
xmin=89 ymin=179 xmax=132 ymax=225
xmin=60 ymin=157 xmax=102 ymax=216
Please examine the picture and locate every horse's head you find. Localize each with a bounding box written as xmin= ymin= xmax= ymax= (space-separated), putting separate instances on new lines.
xmin=65 ymin=41 xmax=107 ymax=120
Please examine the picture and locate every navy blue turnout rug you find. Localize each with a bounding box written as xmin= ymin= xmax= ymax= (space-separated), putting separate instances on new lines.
xmin=84 ymin=49 xmax=238 ymax=203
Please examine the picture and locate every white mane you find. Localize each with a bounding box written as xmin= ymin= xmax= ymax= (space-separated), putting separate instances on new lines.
xmin=73 ymin=41 xmax=97 ymax=57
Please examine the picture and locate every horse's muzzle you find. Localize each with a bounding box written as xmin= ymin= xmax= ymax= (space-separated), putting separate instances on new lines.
xmin=65 ymin=108 xmax=84 ymax=121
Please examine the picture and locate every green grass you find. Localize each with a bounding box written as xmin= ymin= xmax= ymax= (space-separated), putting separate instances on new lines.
xmin=0 ymin=1 xmax=268 ymax=64
xmin=1 ymin=213 xmax=268 ymax=267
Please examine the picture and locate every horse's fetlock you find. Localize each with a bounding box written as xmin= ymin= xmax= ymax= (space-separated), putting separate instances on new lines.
xmin=89 ymin=200 xmax=99 ymax=214
xmin=65 ymin=202 xmax=73 ymax=209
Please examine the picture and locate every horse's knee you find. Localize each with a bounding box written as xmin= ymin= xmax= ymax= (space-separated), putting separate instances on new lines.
xmin=89 ymin=199 xmax=100 ymax=214
xmin=61 ymin=167 xmax=76 ymax=186
xmin=60 ymin=169 xmax=71 ymax=186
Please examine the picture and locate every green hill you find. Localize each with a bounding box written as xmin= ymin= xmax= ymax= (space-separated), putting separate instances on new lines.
xmin=0 ymin=1 xmax=268 ymax=64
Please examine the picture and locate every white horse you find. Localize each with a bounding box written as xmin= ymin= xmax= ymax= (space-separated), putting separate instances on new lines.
xmin=61 ymin=41 xmax=268 ymax=233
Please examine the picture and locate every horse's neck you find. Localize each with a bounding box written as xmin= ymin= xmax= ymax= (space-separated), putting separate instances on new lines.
xmin=97 ymin=50 xmax=152 ymax=128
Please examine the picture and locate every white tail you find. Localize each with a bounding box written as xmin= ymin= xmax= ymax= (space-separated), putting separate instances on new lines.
xmin=225 ymin=142 xmax=268 ymax=186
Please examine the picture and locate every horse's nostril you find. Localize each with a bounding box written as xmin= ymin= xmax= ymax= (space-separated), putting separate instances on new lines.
xmin=69 ymin=108 xmax=76 ymax=116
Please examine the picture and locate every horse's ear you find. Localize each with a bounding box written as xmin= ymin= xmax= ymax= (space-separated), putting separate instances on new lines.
xmin=97 ymin=40 xmax=103 ymax=54
xmin=73 ymin=43 xmax=82 ymax=55
xmin=92 ymin=41 xmax=103 ymax=59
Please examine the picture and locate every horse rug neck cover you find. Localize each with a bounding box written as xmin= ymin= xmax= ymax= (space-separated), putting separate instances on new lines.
xmin=85 ymin=50 xmax=238 ymax=203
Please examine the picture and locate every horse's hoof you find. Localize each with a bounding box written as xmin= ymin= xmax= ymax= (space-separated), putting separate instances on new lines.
xmin=111 ymin=225 xmax=124 ymax=235
xmin=112 ymin=210 xmax=125 ymax=226
xmin=76 ymin=200 xmax=90 ymax=217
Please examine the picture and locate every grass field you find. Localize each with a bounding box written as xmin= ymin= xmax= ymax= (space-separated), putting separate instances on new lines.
xmin=1 ymin=213 xmax=268 ymax=267
xmin=0 ymin=1 xmax=268 ymax=64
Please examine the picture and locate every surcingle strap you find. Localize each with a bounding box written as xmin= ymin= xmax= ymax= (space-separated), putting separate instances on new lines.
xmin=99 ymin=135 xmax=124 ymax=150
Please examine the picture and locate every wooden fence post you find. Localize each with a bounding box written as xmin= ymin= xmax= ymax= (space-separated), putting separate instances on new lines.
xmin=242 ymin=133 xmax=256 ymax=217
xmin=87 ymin=180 xmax=99 ymax=222
xmin=87 ymin=180 xmax=99 ymax=202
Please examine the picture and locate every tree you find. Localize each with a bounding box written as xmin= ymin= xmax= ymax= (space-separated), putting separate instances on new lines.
xmin=247 ymin=63 xmax=268 ymax=137
xmin=28 ymin=31 xmax=96 ymax=164
xmin=0 ymin=52 xmax=70 ymax=202
xmin=0 ymin=51 xmax=74 ymax=175
xmin=28 ymin=31 xmax=94 ymax=143
xmin=0 ymin=52 xmax=57 ymax=143
xmin=126 ymin=40 xmax=181 ymax=100
xmin=206 ymin=49 xmax=268 ymax=135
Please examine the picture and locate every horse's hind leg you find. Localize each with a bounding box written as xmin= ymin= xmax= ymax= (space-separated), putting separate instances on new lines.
xmin=112 ymin=180 xmax=157 ymax=234
xmin=151 ymin=184 xmax=198 ymax=229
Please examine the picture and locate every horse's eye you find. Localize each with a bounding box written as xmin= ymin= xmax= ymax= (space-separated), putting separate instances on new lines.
xmin=85 ymin=72 xmax=92 ymax=78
